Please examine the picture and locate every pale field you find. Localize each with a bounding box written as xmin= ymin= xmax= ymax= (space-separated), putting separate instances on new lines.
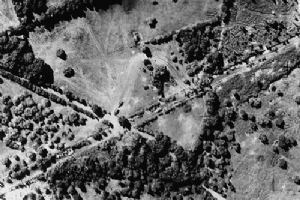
xmin=0 ymin=0 xmax=19 ymax=32
xmin=29 ymin=0 xmax=222 ymax=114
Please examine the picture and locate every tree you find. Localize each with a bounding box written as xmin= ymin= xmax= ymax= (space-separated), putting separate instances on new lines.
xmin=119 ymin=116 xmax=131 ymax=130
xmin=295 ymin=96 xmax=300 ymax=105
xmin=278 ymin=134 xmax=292 ymax=151
xmin=250 ymin=98 xmax=261 ymax=108
xmin=206 ymin=51 xmax=224 ymax=74
xmin=37 ymin=194 xmax=45 ymax=200
xmin=23 ymin=52 xmax=34 ymax=64
xmin=92 ymin=104 xmax=104 ymax=117
xmin=24 ymin=58 xmax=54 ymax=85
xmin=152 ymin=66 xmax=170 ymax=97
xmin=205 ymin=91 xmax=220 ymax=115
xmin=144 ymin=59 xmax=151 ymax=66
xmin=67 ymin=185 xmax=77 ymax=195
xmin=68 ymin=112 xmax=80 ymax=125
xmin=142 ymin=46 xmax=152 ymax=57
xmin=12 ymin=163 xmax=20 ymax=172
xmin=239 ymin=109 xmax=248 ymax=120
xmin=275 ymin=118 xmax=285 ymax=129
xmin=259 ymin=133 xmax=268 ymax=145
xmin=0 ymin=129 xmax=6 ymax=140
xmin=52 ymin=136 xmax=61 ymax=144
xmin=278 ymin=158 xmax=287 ymax=169
xmin=226 ymin=130 xmax=235 ymax=142
xmin=14 ymin=155 xmax=20 ymax=161
xmin=294 ymin=176 xmax=300 ymax=185
xmin=3 ymin=157 xmax=11 ymax=168
xmin=148 ymin=17 xmax=158 ymax=29
xmin=56 ymin=49 xmax=67 ymax=60
xmin=28 ymin=152 xmax=36 ymax=162
xmin=91 ymin=132 xmax=102 ymax=141
xmin=63 ymin=67 xmax=75 ymax=78
xmin=38 ymin=147 xmax=48 ymax=158
xmin=23 ymin=193 xmax=37 ymax=200
xmin=19 ymin=136 xmax=27 ymax=145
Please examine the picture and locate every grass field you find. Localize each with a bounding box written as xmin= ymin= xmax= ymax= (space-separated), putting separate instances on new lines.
xmin=29 ymin=0 xmax=222 ymax=114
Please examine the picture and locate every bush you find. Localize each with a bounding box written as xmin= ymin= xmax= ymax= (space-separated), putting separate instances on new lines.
xmin=56 ymin=49 xmax=67 ymax=60
xmin=0 ymin=129 xmax=6 ymax=140
xmin=258 ymin=134 xmax=268 ymax=145
xmin=67 ymin=185 xmax=77 ymax=195
xmin=258 ymin=117 xmax=272 ymax=128
xmin=38 ymin=147 xmax=48 ymax=158
xmin=63 ymin=67 xmax=75 ymax=78
xmin=3 ymin=157 xmax=11 ymax=168
xmin=28 ymin=152 xmax=36 ymax=162
xmin=119 ymin=116 xmax=131 ymax=130
xmin=275 ymin=118 xmax=285 ymax=129
xmin=92 ymin=104 xmax=104 ymax=118
xmin=68 ymin=112 xmax=80 ymax=125
xmin=148 ymin=18 xmax=158 ymax=29
xmin=295 ymin=96 xmax=300 ymax=105
xmin=91 ymin=132 xmax=102 ymax=141
xmin=239 ymin=109 xmax=248 ymax=120
xmin=142 ymin=46 xmax=152 ymax=58
xmin=294 ymin=176 xmax=300 ymax=185
xmin=278 ymin=134 xmax=294 ymax=151
xmin=144 ymin=59 xmax=151 ymax=66
xmin=152 ymin=66 xmax=170 ymax=96
xmin=278 ymin=158 xmax=287 ymax=169
xmin=249 ymin=98 xmax=262 ymax=108
xmin=23 ymin=58 xmax=53 ymax=85
xmin=183 ymin=104 xmax=192 ymax=113
xmin=12 ymin=163 xmax=20 ymax=172
xmin=206 ymin=51 xmax=224 ymax=74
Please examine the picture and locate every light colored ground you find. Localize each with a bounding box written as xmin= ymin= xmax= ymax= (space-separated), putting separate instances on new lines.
xmin=145 ymin=98 xmax=206 ymax=149
xmin=29 ymin=0 xmax=221 ymax=114
xmin=228 ymin=66 xmax=300 ymax=200
xmin=0 ymin=0 xmax=19 ymax=32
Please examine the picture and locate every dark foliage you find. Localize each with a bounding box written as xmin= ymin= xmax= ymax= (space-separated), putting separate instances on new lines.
xmin=118 ymin=116 xmax=131 ymax=130
xmin=278 ymin=158 xmax=287 ymax=169
xmin=92 ymin=104 xmax=104 ymax=118
xmin=175 ymin=20 xmax=221 ymax=63
xmin=142 ymin=46 xmax=152 ymax=58
xmin=152 ymin=66 xmax=170 ymax=96
xmin=56 ymin=49 xmax=67 ymax=60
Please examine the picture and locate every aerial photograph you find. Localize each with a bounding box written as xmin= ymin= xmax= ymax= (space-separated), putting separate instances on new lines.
xmin=1 ymin=0 xmax=300 ymax=199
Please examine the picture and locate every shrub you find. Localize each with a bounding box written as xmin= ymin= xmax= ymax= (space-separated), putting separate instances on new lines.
xmin=3 ymin=157 xmax=11 ymax=168
xmin=12 ymin=163 xmax=20 ymax=172
xmin=56 ymin=49 xmax=67 ymax=60
xmin=142 ymin=46 xmax=152 ymax=58
xmin=239 ymin=109 xmax=248 ymax=120
xmin=28 ymin=152 xmax=36 ymax=162
xmin=294 ymin=176 xmax=300 ymax=185
xmin=275 ymin=118 xmax=285 ymax=129
xmin=38 ymin=147 xmax=48 ymax=158
xmin=278 ymin=134 xmax=293 ymax=151
xmin=148 ymin=18 xmax=158 ymax=29
xmin=63 ymin=67 xmax=75 ymax=78
xmin=24 ymin=58 xmax=54 ymax=85
xmin=92 ymin=104 xmax=104 ymax=118
xmin=119 ymin=116 xmax=131 ymax=130
xmin=258 ymin=134 xmax=268 ymax=145
xmin=278 ymin=158 xmax=287 ymax=169
xmin=295 ymin=96 xmax=300 ymax=105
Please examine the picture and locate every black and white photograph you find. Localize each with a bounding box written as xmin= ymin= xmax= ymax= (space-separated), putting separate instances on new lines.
xmin=0 ymin=0 xmax=300 ymax=199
